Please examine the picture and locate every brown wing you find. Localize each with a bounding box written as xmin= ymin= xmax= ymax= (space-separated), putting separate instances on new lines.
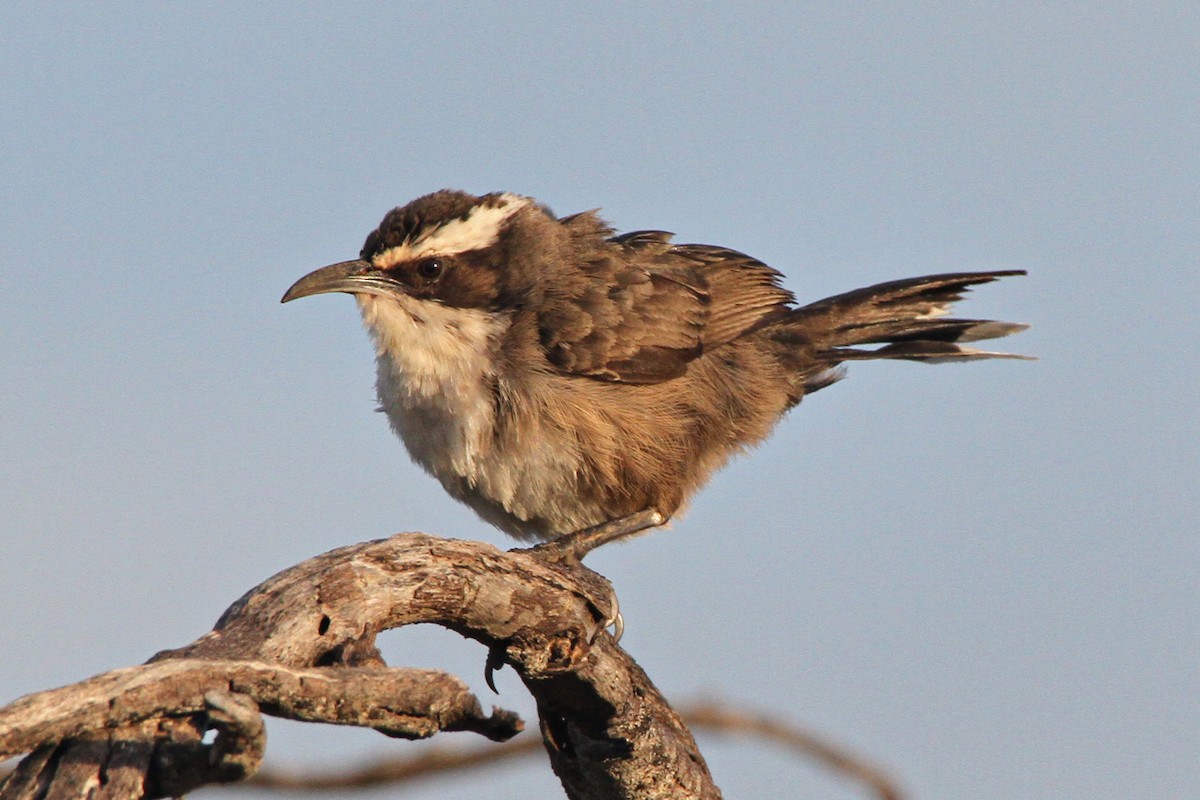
xmin=669 ymin=243 xmax=795 ymax=346
xmin=538 ymin=230 xmax=795 ymax=384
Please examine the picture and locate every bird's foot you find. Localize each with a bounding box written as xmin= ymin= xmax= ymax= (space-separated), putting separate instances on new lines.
xmin=514 ymin=510 xmax=665 ymax=644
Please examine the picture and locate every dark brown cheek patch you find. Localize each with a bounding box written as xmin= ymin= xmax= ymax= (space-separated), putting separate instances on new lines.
xmin=435 ymin=250 xmax=502 ymax=310
xmin=440 ymin=265 xmax=499 ymax=309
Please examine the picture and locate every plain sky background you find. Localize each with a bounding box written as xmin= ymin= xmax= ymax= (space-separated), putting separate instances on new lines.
xmin=2 ymin=4 xmax=1196 ymax=799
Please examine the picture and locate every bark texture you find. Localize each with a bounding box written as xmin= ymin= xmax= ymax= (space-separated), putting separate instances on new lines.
xmin=0 ymin=534 xmax=718 ymax=799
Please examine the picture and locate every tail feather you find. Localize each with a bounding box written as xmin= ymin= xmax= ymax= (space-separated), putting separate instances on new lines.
xmin=830 ymin=339 xmax=1032 ymax=363
xmin=779 ymin=270 xmax=1031 ymax=368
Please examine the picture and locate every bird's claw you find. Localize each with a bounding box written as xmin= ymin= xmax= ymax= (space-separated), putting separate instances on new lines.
xmin=484 ymin=643 xmax=506 ymax=694
xmin=609 ymin=609 xmax=624 ymax=643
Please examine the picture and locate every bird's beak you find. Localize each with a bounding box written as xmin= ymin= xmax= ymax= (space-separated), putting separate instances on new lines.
xmin=281 ymin=259 xmax=403 ymax=303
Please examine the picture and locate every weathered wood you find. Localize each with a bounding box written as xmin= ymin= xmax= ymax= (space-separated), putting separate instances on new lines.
xmin=0 ymin=661 xmax=518 ymax=760
xmin=0 ymin=533 xmax=719 ymax=799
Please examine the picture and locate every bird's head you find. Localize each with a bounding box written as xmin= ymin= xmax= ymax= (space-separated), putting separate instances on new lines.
xmin=282 ymin=190 xmax=558 ymax=313
xmin=282 ymin=189 xmax=586 ymax=396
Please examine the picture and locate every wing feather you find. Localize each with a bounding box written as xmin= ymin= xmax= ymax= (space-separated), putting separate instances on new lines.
xmin=537 ymin=229 xmax=792 ymax=383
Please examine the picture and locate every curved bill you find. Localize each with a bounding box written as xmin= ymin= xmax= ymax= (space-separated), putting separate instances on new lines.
xmin=281 ymin=259 xmax=404 ymax=303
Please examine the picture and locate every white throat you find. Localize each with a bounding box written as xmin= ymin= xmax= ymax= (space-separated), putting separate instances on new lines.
xmin=356 ymin=293 xmax=508 ymax=478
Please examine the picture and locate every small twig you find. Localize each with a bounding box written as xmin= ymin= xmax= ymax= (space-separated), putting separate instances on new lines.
xmin=244 ymin=739 xmax=544 ymax=791
xmin=683 ymin=702 xmax=905 ymax=800
xmin=233 ymin=702 xmax=905 ymax=800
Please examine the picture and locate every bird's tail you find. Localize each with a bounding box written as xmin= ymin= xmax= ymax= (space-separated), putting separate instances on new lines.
xmin=774 ymin=270 xmax=1031 ymax=390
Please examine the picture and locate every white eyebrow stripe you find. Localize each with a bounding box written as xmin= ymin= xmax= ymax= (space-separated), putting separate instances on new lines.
xmin=373 ymin=193 xmax=531 ymax=269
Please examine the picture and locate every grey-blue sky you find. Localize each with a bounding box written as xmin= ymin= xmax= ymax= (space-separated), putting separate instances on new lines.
xmin=2 ymin=4 xmax=1195 ymax=798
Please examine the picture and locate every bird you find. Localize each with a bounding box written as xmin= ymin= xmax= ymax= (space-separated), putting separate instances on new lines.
xmin=283 ymin=189 xmax=1029 ymax=560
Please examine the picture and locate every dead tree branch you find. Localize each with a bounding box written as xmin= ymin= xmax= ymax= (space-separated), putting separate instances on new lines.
xmin=0 ymin=661 xmax=520 ymax=759
xmin=0 ymin=534 xmax=717 ymax=800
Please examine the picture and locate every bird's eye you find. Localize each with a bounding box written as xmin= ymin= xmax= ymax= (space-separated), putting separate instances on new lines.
xmin=416 ymin=257 xmax=445 ymax=280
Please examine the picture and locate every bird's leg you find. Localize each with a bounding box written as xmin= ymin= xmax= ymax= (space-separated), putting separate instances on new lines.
xmin=514 ymin=510 xmax=666 ymax=642
xmin=529 ymin=509 xmax=666 ymax=563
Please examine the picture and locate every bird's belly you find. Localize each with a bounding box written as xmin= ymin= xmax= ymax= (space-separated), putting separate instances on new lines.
xmin=379 ymin=374 xmax=600 ymax=541
xmin=466 ymin=431 xmax=603 ymax=540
